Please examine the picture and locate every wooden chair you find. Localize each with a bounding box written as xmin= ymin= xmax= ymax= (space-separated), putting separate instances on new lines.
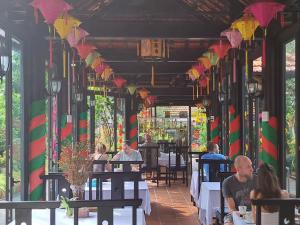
xmin=138 ymin=145 xmax=160 ymax=186
xmin=165 ymin=144 xmax=189 ymax=187
xmin=87 ymin=171 xmax=142 ymax=201
xmin=197 ymin=159 xmax=233 ymax=202
xmin=110 ymin=160 xmax=144 ymax=172
xmin=0 ymin=201 xmax=59 ymax=225
xmin=0 ymin=199 xmax=142 ymax=225
xmin=252 ymin=198 xmax=300 ymax=225
xmin=215 ymin=172 xmax=235 ymax=224
xmin=92 ymin=159 xmax=108 ymax=172
xmin=40 ymin=172 xmax=70 ymax=200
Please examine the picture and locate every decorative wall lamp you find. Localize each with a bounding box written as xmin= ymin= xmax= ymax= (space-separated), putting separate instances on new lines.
xmin=247 ymin=78 xmax=262 ymax=97
xmin=46 ymin=64 xmax=62 ymax=96
xmin=218 ymin=91 xmax=226 ymax=103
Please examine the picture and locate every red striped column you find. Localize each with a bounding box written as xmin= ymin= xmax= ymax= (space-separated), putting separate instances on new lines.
xmin=61 ymin=114 xmax=73 ymax=146
xmin=129 ymin=114 xmax=138 ymax=149
xmin=229 ymin=105 xmax=241 ymax=160
xmin=29 ymin=100 xmax=46 ymax=200
xmin=79 ymin=111 xmax=88 ymax=141
xmin=210 ymin=116 xmax=220 ymax=144
xmin=260 ymin=116 xmax=278 ymax=173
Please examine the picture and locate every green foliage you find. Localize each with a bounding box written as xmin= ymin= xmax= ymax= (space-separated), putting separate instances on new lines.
xmin=95 ymin=96 xmax=115 ymax=150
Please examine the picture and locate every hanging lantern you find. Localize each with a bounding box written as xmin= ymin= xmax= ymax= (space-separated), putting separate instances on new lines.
xmin=231 ymin=15 xmax=260 ymax=79
xmin=85 ymin=51 xmax=101 ymax=67
xmin=101 ymin=67 xmax=113 ymax=81
xmin=67 ymin=27 xmax=89 ymax=47
xmin=53 ymin=14 xmax=81 ymax=40
xmin=113 ymin=76 xmax=127 ymax=89
xmin=231 ymin=15 xmax=259 ymax=41
xmin=95 ymin=63 xmax=108 ymax=76
xmin=209 ymin=41 xmax=231 ymax=59
xmin=76 ymin=43 xmax=97 ymax=59
xmin=127 ymin=84 xmax=137 ymax=95
xmin=244 ymin=1 xmax=285 ymax=67
xmin=91 ymin=56 xmax=104 ymax=70
xmin=198 ymin=57 xmax=211 ymax=70
xmin=138 ymin=88 xmax=149 ymax=99
xmin=146 ymin=95 xmax=157 ymax=107
xmin=30 ymin=0 xmax=72 ymax=24
xmin=221 ymin=29 xmax=243 ymax=83
xmin=203 ymin=51 xmax=219 ymax=66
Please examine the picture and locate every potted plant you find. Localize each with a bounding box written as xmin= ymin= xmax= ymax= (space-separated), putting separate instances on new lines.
xmin=58 ymin=141 xmax=93 ymax=217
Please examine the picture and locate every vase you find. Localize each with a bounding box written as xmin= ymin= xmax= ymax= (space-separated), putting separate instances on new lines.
xmin=70 ymin=184 xmax=85 ymax=200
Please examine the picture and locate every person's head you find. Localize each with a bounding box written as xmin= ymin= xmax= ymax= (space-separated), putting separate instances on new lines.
xmin=122 ymin=140 xmax=131 ymax=153
xmin=95 ymin=143 xmax=106 ymax=154
xmin=234 ymin=155 xmax=253 ymax=180
xmin=256 ymin=163 xmax=281 ymax=198
xmin=207 ymin=142 xmax=219 ymax=153
xmin=144 ymin=133 xmax=152 ymax=143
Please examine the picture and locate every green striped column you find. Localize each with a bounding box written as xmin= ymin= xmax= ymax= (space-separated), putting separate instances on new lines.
xmin=229 ymin=105 xmax=241 ymax=160
xmin=210 ymin=116 xmax=220 ymax=144
xmin=29 ymin=100 xmax=46 ymax=200
xmin=79 ymin=111 xmax=88 ymax=141
xmin=129 ymin=114 xmax=138 ymax=149
xmin=61 ymin=114 xmax=73 ymax=146
xmin=260 ymin=116 xmax=278 ymax=173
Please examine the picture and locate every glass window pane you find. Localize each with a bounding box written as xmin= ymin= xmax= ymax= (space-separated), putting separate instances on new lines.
xmin=284 ymin=39 xmax=296 ymax=197
xmin=11 ymin=37 xmax=22 ymax=201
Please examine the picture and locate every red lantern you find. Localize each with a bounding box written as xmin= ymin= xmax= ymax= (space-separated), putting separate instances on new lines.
xmin=209 ymin=41 xmax=231 ymax=59
xmin=113 ymin=77 xmax=127 ymax=89
xmin=76 ymin=43 xmax=97 ymax=59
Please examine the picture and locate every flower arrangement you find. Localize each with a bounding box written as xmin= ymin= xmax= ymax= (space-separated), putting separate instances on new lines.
xmin=58 ymin=141 xmax=93 ymax=187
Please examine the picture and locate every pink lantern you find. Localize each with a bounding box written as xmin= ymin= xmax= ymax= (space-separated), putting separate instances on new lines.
xmin=221 ymin=29 xmax=243 ymax=49
xmin=75 ymin=43 xmax=97 ymax=59
xmin=245 ymin=1 xmax=285 ymax=67
xmin=221 ymin=29 xmax=243 ymax=83
xmin=30 ymin=0 xmax=73 ymax=24
xmin=113 ymin=77 xmax=127 ymax=89
xmin=67 ymin=27 xmax=89 ymax=47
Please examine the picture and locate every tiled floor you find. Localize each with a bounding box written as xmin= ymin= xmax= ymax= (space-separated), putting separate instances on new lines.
xmin=145 ymin=180 xmax=201 ymax=225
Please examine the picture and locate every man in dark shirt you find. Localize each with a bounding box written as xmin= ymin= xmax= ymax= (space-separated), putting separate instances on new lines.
xmin=222 ymin=155 xmax=257 ymax=225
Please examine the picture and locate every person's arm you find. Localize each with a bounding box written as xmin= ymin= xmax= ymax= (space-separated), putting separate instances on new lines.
xmin=281 ymin=190 xmax=289 ymax=198
xmin=111 ymin=153 xmax=121 ymax=161
xmin=222 ymin=178 xmax=236 ymax=212
xmin=250 ymin=190 xmax=257 ymax=223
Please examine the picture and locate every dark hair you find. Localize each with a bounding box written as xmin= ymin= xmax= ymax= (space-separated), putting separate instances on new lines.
xmin=123 ymin=140 xmax=131 ymax=146
xmin=255 ymin=163 xmax=281 ymax=212
xmin=207 ymin=142 xmax=216 ymax=152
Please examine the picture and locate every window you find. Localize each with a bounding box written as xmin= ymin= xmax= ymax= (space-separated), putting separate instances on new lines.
xmin=284 ymin=39 xmax=296 ymax=196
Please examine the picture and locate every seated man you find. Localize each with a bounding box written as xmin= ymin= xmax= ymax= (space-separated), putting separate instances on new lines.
xmin=222 ymin=156 xmax=257 ymax=225
xmin=110 ymin=140 xmax=142 ymax=171
xmin=201 ymin=142 xmax=226 ymax=181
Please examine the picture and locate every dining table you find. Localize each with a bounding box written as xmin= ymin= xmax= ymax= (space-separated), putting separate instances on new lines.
xmin=84 ymin=180 xmax=151 ymax=215
xmin=198 ymin=182 xmax=220 ymax=225
xmin=8 ymin=207 xmax=146 ymax=225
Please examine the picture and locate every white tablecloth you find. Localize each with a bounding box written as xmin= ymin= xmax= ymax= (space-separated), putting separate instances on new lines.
xmin=190 ymin=171 xmax=199 ymax=203
xmin=9 ymin=208 xmax=146 ymax=225
xmin=158 ymin=152 xmax=185 ymax=167
xmin=233 ymin=211 xmax=255 ymax=225
xmin=84 ymin=181 xmax=151 ymax=215
xmin=198 ymin=182 xmax=220 ymax=225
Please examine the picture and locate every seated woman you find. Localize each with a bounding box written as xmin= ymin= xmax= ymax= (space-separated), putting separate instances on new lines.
xmin=92 ymin=143 xmax=108 ymax=172
xmin=110 ymin=140 xmax=142 ymax=171
xmin=250 ymin=163 xmax=289 ymax=224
